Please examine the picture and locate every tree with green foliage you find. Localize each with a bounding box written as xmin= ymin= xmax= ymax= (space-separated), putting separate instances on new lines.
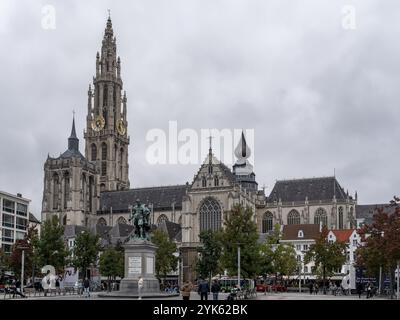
xmin=9 ymin=226 xmax=39 ymax=283
xmin=220 ymin=204 xmax=261 ymax=280
xmin=304 ymin=226 xmax=346 ymax=294
xmin=99 ymin=247 xmax=124 ymax=291
xmin=71 ymin=231 xmax=100 ymax=279
xmin=152 ymin=229 xmax=178 ymax=284
xmin=35 ymin=215 xmax=69 ymax=273
xmin=196 ymin=230 xmax=222 ymax=283
xmin=356 ymin=198 xmax=400 ymax=298
xmin=260 ymin=224 xmax=297 ymax=287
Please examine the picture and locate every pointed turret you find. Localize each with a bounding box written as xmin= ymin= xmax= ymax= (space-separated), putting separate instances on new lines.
xmin=68 ymin=116 xmax=79 ymax=151
xmin=232 ymin=130 xmax=258 ymax=192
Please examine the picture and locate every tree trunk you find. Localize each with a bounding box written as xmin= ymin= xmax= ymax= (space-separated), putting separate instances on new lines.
xmin=323 ymin=265 xmax=326 ymax=295
xmin=108 ymin=276 xmax=111 ymax=292
xmin=390 ymin=266 xmax=394 ymax=299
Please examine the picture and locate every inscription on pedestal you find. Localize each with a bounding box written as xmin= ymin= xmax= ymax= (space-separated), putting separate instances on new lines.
xmin=128 ymin=256 xmax=142 ymax=275
xmin=146 ymin=257 xmax=154 ymax=274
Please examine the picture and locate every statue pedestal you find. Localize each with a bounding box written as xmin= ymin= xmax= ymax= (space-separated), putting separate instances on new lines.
xmin=119 ymin=239 xmax=160 ymax=294
xmin=98 ymin=238 xmax=179 ymax=299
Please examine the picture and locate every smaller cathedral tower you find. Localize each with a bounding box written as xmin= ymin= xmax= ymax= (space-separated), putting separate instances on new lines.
xmin=41 ymin=117 xmax=98 ymax=226
xmin=232 ymin=131 xmax=258 ymax=192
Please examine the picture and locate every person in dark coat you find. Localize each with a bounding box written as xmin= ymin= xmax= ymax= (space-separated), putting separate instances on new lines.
xmin=308 ymin=282 xmax=313 ymax=295
xmin=13 ymin=279 xmax=26 ymax=298
xmin=356 ymin=282 xmax=363 ymax=298
xmin=211 ymin=280 xmax=221 ymax=300
xmin=197 ymin=280 xmax=209 ymax=300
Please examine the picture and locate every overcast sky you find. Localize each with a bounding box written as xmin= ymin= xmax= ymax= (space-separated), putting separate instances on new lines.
xmin=1 ymin=0 xmax=399 ymax=219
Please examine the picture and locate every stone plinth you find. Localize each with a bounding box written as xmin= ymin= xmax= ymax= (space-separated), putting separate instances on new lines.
xmin=119 ymin=239 xmax=159 ymax=294
xmin=98 ymin=238 xmax=178 ymax=299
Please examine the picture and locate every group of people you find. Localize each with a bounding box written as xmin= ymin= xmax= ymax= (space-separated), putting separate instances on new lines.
xmin=3 ymin=278 xmax=26 ymax=298
xmin=180 ymin=279 xmax=221 ymax=300
xmin=356 ymin=281 xmax=376 ymax=299
xmin=308 ymin=282 xmax=320 ymax=295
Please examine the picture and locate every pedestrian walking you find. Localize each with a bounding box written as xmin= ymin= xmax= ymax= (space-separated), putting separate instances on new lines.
xmin=13 ymin=278 xmax=26 ymax=298
xmin=138 ymin=277 xmax=144 ymax=300
xmin=42 ymin=270 xmax=51 ymax=297
xmin=356 ymin=282 xmax=363 ymax=298
xmin=211 ymin=280 xmax=220 ymax=300
xmin=366 ymin=282 xmax=372 ymax=299
xmin=197 ymin=279 xmax=209 ymax=300
xmin=83 ymin=277 xmax=90 ymax=298
xmin=180 ymin=281 xmax=193 ymax=300
xmin=309 ymin=282 xmax=313 ymax=295
xmin=314 ymin=283 xmax=319 ymax=295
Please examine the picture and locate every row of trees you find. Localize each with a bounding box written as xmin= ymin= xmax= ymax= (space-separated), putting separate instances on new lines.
xmin=196 ymin=204 xmax=347 ymax=293
xmin=0 ymin=215 xmax=179 ymax=288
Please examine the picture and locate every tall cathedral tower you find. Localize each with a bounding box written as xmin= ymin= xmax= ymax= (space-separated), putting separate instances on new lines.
xmin=84 ymin=16 xmax=130 ymax=192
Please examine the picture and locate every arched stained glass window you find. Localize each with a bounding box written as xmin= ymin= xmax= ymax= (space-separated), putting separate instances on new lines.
xmin=97 ymin=218 xmax=107 ymax=226
xmin=314 ymin=208 xmax=328 ymax=226
xmin=91 ymin=144 xmax=97 ymax=161
xmin=117 ymin=216 xmax=127 ymax=225
xmin=287 ymin=210 xmax=300 ymax=225
xmin=338 ymin=207 xmax=344 ymax=229
xmin=157 ymin=214 xmax=169 ymax=226
xmin=262 ymin=212 xmax=273 ymax=233
xmin=199 ymin=197 xmax=222 ymax=232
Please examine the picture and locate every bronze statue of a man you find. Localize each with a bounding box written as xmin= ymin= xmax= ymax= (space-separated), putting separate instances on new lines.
xmin=129 ymin=199 xmax=151 ymax=240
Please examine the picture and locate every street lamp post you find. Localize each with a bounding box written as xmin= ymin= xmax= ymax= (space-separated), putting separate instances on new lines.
xmin=397 ymin=261 xmax=399 ymax=300
xmin=17 ymin=245 xmax=29 ymax=294
xmin=237 ymin=245 xmax=241 ymax=290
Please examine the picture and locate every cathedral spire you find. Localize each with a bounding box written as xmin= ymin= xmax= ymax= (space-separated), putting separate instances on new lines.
xmin=68 ymin=114 xmax=79 ymax=151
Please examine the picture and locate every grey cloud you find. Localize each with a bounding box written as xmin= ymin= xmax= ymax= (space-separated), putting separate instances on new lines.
xmin=0 ymin=0 xmax=399 ymax=218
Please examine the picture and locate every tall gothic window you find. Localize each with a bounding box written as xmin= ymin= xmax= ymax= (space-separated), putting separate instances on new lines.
xmin=157 ymin=214 xmax=169 ymax=226
xmin=314 ymin=208 xmax=328 ymax=226
xmin=202 ymin=176 xmax=207 ymax=188
xmin=349 ymin=207 xmax=354 ymax=228
xmin=103 ymin=84 xmax=108 ymax=106
xmin=89 ymin=176 xmax=94 ymax=212
xmin=117 ymin=216 xmax=127 ymax=225
xmin=120 ymin=148 xmax=124 ymax=180
xmin=82 ymin=174 xmax=87 ymax=210
xmin=114 ymin=145 xmax=118 ymax=178
xmin=287 ymin=210 xmax=300 ymax=225
xmin=214 ymin=176 xmax=219 ymax=187
xmin=101 ymin=143 xmax=107 ymax=176
xmin=199 ymin=197 xmax=222 ymax=232
xmin=262 ymin=212 xmax=273 ymax=233
xmin=338 ymin=207 xmax=344 ymax=229
xmin=91 ymin=144 xmax=97 ymax=161
xmin=64 ymin=172 xmax=69 ymax=209
xmin=53 ymin=174 xmax=59 ymax=210
xmin=97 ymin=218 xmax=107 ymax=226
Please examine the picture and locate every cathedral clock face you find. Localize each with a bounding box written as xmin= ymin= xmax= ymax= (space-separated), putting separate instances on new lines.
xmin=117 ymin=119 xmax=126 ymax=135
xmin=91 ymin=115 xmax=105 ymax=132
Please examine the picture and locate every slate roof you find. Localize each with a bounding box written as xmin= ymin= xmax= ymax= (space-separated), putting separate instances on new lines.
xmin=355 ymin=204 xmax=391 ymax=225
xmin=281 ymin=224 xmax=321 ymax=241
xmin=268 ymin=177 xmax=348 ymax=203
xmin=158 ymin=220 xmax=182 ymax=242
xmin=29 ymin=213 xmax=41 ymax=224
xmin=99 ymin=185 xmax=189 ymax=213
xmin=64 ymin=225 xmax=88 ymax=238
